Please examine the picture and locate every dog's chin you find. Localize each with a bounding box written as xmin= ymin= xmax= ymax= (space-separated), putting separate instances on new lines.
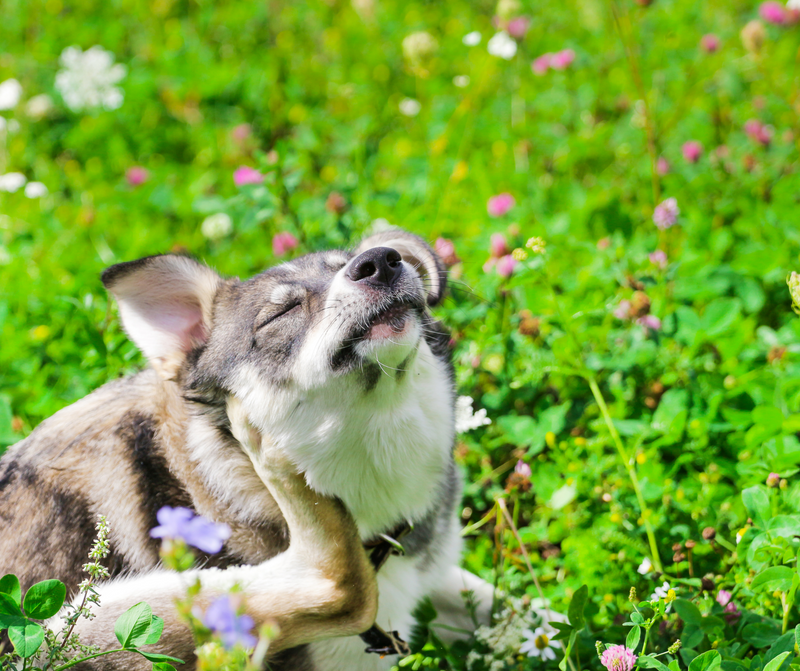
xmin=353 ymin=303 xmax=421 ymax=367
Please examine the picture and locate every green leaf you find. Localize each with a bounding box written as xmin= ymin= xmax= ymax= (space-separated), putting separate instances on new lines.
xmin=0 ymin=592 xmax=25 ymax=628
xmin=743 ymin=622 xmax=781 ymax=648
xmin=631 ymin=611 xmax=646 ymax=625
xmin=652 ymin=389 xmax=689 ymax=438
xmin=626 ymin=625 xmax=641 ymax=652
xmin=688 ymin=650 xmax=722 ymax=671
xmin=0 ymin=575 xmax=21 ymax=606
xmin=550 ymin=621 xmax=574 ymax=642
xmin=115 ymin=602 xmax=154 ymax=648
xmin=640 ymin=655 xmax=673 ymax=671
xmin=8 ymin=621 xmax=45 ymax=658
xmin=763 ymin=652 xmax=792 ymax=671
xmin=558 ymin=630 xmax=577 ymax=671
xmin=742 ymin=486 xmax=771 ymax=529
xmin=752 ymin=567 xmax=794 ymax=592
xmin=144 ymin=615 xmax=165 ymax=645
xmin=700 ymin=298 xmax=742 ymax=337
xmin=23 ymin=579 xmax=66 ymax=620
xmin=568 ymin=584 xmax=588 ymax=629
xmin=152 ymin=664 xmax=177 ymax=671
xmin=135 ymin=651 xmax=185 ymax=664
xmin=673 ymin=599 xmax=703 ymax=626
xmin=794 ymin=624 xmax=800 ymax=656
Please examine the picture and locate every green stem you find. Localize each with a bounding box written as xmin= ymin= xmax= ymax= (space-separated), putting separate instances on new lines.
xmin=587 ymin=377 xmax=663 ymax=573
xmin=53 ymin=649 xmax=128 ymax=671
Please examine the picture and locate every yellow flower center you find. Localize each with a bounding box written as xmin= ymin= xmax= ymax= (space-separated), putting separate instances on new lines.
xmin=535 ymin=634 xmax=549 ymax=650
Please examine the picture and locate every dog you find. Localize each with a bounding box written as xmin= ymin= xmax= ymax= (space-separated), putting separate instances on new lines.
xmin=0 ymin=229 xmax=494 ymax=670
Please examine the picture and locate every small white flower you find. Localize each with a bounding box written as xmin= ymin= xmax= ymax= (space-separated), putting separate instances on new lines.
xmin=201 ymin=213 xmax=232 ymax=240
xmin=399 ymin=98 xmax=421 ymax=117
xmin=637 ymin=557 xmax=653 ymax=575
xmin=788 ymin=0 xmax=800 ymax=10
xmin=487 ymin=31 xmax=517 ymax=59
xmin=455 ymin=396 xmax=491 ymax=433
xmin=453 ymin=75 xmax=470 ymax=88
xmin=55 ymin=46 xmax=127 ymax=112
xmin=463 ymin=31 xmax=482 ymax=46
xmin=520 ymin=627 xmax=558 ymax=660
xmin=651 ymin=581 xmax=673 ymax=611
xmin=0 ymin=79 xmax=23 ymax=110
xmin=26 ymin=93 xmax=54 ymax=120
xmin=24 ymin=182 xmax=48 ymax=198
xmin=0 ymin=173 xmax=27 ymax=192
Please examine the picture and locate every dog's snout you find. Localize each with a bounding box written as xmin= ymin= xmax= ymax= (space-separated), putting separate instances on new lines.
xmin=347 ymin=247 xmax=403 ymax=289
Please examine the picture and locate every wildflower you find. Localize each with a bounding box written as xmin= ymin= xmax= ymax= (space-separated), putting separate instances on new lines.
xmin=596 ymin=641 xmax=606 ymax=659
xmin=201 ymin=213 xmax=233 ymax=240
xmin=716 ymin=590 xmax=732 ymax=607
xmin=453 ymin=75 xmax=470 ymax=88
xmin=512 ymin=248 xmax=528 ymax=261
xmin=202 ymin=596 xmax=257 ymax=650
xmin=233 ymin=166 xmax=264 ymax=186
xmin=629 ymin=587 xmax=637 ymax=601
xmin=653 ymin=197 xmax=679 ymax=229
xmin=651 ymin=582 xmax=673 ymax=610
xmin=506 ymin=17 xmax=531 ymax=39
xmin=514 ymin=460 xmax=532 ymax=478
xmin=760 ymin=1 xmax=787 ymax=23
xmin=656 ymin=157 xmax=670 ymax=175
xmin=600 ymin=645 xmax=638 ymax=671
xmin=520 ymin=627 xmax=557 ymax=660
xmin=487 ymin=193 xmax=515 ymax=217
xmin=325 ymin=191 xmax=347 ymax=215
xmin=435 ymin=237 xmax=460 ymax=266
xmin=702 ymin=526 xmax=716 ymax=541
xmin=767 ymin=472 xmax=781 ymax=487
xmin=462 ymin=31 xmax=482 ymax=46
xmin=741 ymin=20 xmax=766 ymax=54
xmin=744 ymin=119 xmax=774 ymax=146
xmin=399 ymin=98 xmax=421 ymax=117
xmin=24 ymin=182 xmax=47 ymax=198
xmin=682 ymin=140 xmax=703 ymax=163
xmin=668 ymin=640 xmax=682 ymax=655
xmin=550 ymin=49 xmax=576 ymax=70
xmin=150 ymin=506 xmax=231 ymax=554
xmin=487 ymin=32 xmax=518 ymax=59
xmin=614 ymin=300 xmax=632 ymax=320
xmin=272 ymin=231 xmax=299 ymax=257
xmin=649 ymin=250 xmax=667 ymax=268
xmin=638 ymin=315 xmax=662 ymax=332
xmin=532 ymin=54 xmax=552 ymax=75
xmin=231 ymin=123 xmax=252 ymax=144
xmin=788 ymin=271 xmax=800 ymax=310
xmin=0 ymin=79 xmax=22 ymax=110
xmin=25 ymin=94 xmax=54 ymax=120
xmin=496 ymin=255 xmax=517 ymax=277
xmin=0 ymin=172 xmax=26 ymax=192
xmin=454 ymin=396 xmax=491 ymax=433
xmin=701 ymin=34 xmax=721 ymax=52
xmin=637 ymin=558 xmax=653 ymax=574
xmin=402 ymin=31 xmax=437 ymax=63
xmin=126 ymin=166 xmax=149 ymax=187
xmin=55 ymin=46 xmax=127 ymax=112
xmin=526 ymin=236 xmax=546 ymax=254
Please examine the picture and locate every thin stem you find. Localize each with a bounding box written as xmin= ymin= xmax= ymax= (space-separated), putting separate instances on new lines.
xmin=53 ymin=649 xmax=128 ymax=671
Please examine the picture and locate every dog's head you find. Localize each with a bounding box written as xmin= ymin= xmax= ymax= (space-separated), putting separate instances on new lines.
xmin=102 ymin=228 xmax=450 ymax=409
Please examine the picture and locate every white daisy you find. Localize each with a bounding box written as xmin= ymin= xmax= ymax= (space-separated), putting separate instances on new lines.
xmin=201 ymin=213 xmax=232 ymax=240
xmin=520 ymin=627 xmax=558 ymax=660
xmin=24 ymin=182 xmax=48 ymax=198
xmin=650 ymin=581 xmax=673 ymax=611
xmin=487 ymin=32 xmax=517 ymax=60
xmin=637 ymin=558 xmax=652 ymax=574
xmin=454 ymin=396 xmax=492 ymax=433
xmin=55 ymin=46 xmax=127 ymax=112
xmin=0 ymin=173 xmax=26 ymax=192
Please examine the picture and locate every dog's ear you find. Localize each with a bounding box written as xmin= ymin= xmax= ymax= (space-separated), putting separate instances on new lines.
xmin=354 ymin=229 xmax=447 ymax=306
xmin=102 ymin=255 xmax=224 ymax=378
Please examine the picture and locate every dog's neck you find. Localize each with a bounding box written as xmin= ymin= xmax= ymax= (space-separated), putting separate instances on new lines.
xmin=185 ymin=341 xmax=454 ymax=540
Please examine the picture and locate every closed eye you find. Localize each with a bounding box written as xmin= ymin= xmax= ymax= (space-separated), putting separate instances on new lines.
xmin=256 ymin=300 xmax=302 ymax=329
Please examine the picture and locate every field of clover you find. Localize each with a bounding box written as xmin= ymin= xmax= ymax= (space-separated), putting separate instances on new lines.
xmin=2 ymin=0 xmax=800 ymax=668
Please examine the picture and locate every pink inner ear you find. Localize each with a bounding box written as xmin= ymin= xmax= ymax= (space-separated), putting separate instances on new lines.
xmin=147 ymin=298 xmax=207 ymax=352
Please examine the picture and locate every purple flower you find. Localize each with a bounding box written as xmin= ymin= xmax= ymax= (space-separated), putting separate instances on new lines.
xmin=515 ymin=460 xmax=532 ymax=478
xmin=700 ymin=34 xmax=720 ymax=53
xmin=435 ymin=237 xmax=460 ymax=266
xmin=656 ymin=156 xmax=670 ymax=175
xmin=532 ymin=53 xmax=552 ymax=75
xmin=506 ymin=17 xmax=530 ymax=39
xmin=601 ymin=645 xmax=638 ymax=671
xmin=716 ymin=590 xmax=733 ymax=607
xmin=614 ymin=300 xmax=631 ymax=320
xmin=744 ymin=119 xmax=774 ymax=146
xmin=760 ymin=1 xmax=787 ymax=24
xmin=496 ymin=254 xmax=518 ymax=277
xmin=550 ymin=49 xmax=575 ymax=70
xmin=682 ymin=140 xmax=703 ymax=163
xmin=649 ymin=250 xmax=667 ymax=268
xmin=653 ymin=197 xmax=679 ymax=229
xmin=202 ymin=596 xmax=257 ymax=650
xmin=272 ymin=231 xmax=299 ymax=256
xmin=233 ymin=166 xmax=264 ymax=186
xmin=150 ymin=506 xmax=231 ymax=554
xmin=489 ymin=232 xmax=510 ymax=257
xmin=126 ymin=166 xmax=149 ymax=187
xmin=487 ymin=193 xmax=516 ymax=217
xmin=637 ymin=315 xmax=662 ymax=332
xmin=767 ymin=472 xmax=781 ymax=488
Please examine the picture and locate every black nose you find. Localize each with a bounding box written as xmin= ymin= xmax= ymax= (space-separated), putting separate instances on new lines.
xmin=347 ymin=246 xmax=403 ymax=289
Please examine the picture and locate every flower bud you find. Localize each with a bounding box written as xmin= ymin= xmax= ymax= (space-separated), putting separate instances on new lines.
xmin=741 ymin=20 xmax=766 ymax=54
xmin=788 ymin=272 xmax=800 ymax=312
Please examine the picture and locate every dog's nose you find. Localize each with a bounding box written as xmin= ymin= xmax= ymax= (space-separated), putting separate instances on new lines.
xmin=347 ymin=247 xmax=403 ymax=289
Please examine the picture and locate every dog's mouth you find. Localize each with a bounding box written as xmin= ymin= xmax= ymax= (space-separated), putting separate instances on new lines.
xmin=351 ymin=297 xmax=422 ymax=343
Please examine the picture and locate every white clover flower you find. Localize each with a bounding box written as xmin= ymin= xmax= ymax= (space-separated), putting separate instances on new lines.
xmin=463 ymin=31 xmax=482 ymax=46
xmin=399 ymin=98 xmax=421 ymax=117
xmin=788 ymin=0 xmax=800 ymax=9
xmin=201 ymin=213 xmax=233 ymax=240
xmin=651 ymin=581 xmax=673 ymax=612
xmin=487 ymin=32 xmax=517 ymax=60
xmin=24 ymin=182 xmax=48 ymax=198
xmin=402 ymin=31 xmax=438 ymax=64
xmin=637 ymin=557 xmax=652 ymax=574
xmin=520 ymin=626 xmax=558 ymax=660
xmin=0 ymin=173 xmax=27 ymax=192
xmin=26 ymin=94 xmax=54 ymax=120
xmin=455 ymin=396 xmax=491 ymax=433
xmin=0 ymin=79 xmax=23 ymax=110
xmin=55 ymin=46 xmax=127 ymax=112
xmin=453 ymin=75 xmax=470 ymax=88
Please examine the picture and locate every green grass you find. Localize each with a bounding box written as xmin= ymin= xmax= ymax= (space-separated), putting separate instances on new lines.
xmin=2 ymin=0 xmax=800 ymax=668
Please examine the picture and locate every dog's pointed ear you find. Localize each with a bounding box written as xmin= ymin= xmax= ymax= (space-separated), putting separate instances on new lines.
xmin=354 ymin=230 xmax=447 ymax=306
xmin=102 ymin=255 xmax=224 ymax=378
